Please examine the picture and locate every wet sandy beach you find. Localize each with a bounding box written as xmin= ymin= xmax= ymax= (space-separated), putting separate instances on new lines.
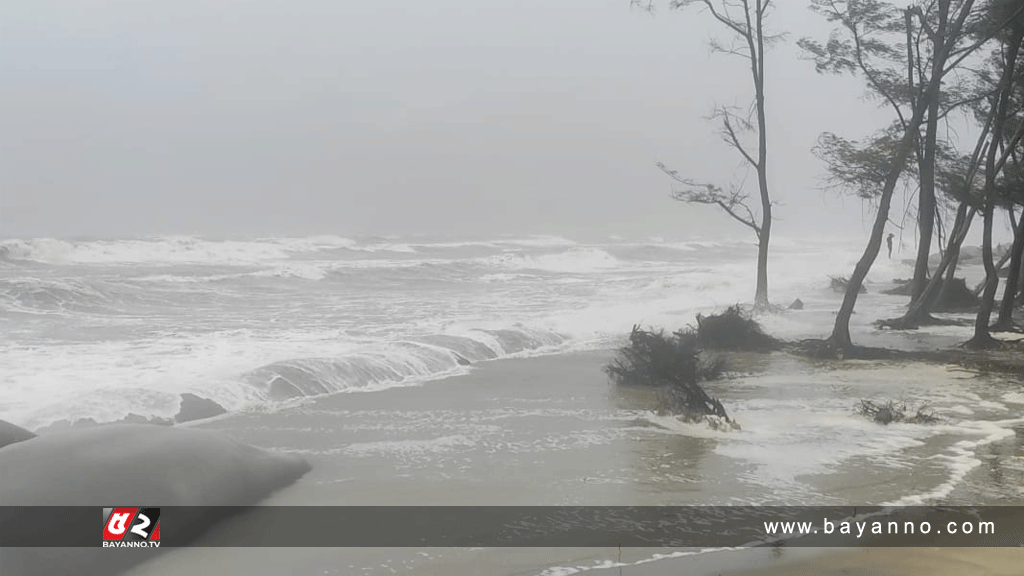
xmin=119 ymin=347 xmax=1024 ymax=576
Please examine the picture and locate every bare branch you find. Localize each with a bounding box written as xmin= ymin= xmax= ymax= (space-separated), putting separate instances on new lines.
xmin=718 ymin=110 xmax=760 ymax=167
xmin=683 ymin=0 xmax=752 ymax=38
xmin=629 ymin=0 xmax=657 ymax=13
xmin=656 ymin=162 xmax=762 ymax=235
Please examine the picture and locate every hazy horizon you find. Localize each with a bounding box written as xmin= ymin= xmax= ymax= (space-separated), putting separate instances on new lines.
xmin=0 ymin=0 xmax=999 ymax=242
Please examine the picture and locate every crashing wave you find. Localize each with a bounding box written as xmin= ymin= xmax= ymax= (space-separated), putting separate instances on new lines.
xmin=244 ymin=328 xmax=567 ymax=401
xmin=485 ymin=247 xmax=622 ymax=274
xmin=0 ymin=236 xmax=358 ymax=266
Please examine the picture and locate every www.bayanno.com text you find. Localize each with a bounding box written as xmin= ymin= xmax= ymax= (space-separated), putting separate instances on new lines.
xmin=764 ymin=518 xmax=995 ymax=540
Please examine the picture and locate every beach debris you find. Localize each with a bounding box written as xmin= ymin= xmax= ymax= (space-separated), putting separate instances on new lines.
xmin=626 ymin=417 xmax=672 ymax=430
xmin=654 ymin=378 xmax=729 ymax=421
xmin=605 ymin=325 xmax=732 ymax=424
xmin=175 ymin=393 xmax=228 ymax=423
xmin=830 ymin=276 xmax=867 ymax=294
xmin=701 ymin=414 xmax=741 ymax=431
xmin=788 ymin=298 xmax=804 ymax=310
xmin=856 ymin=399 xmax=938 ymax=425
xmin=695 ymin=305 xmax=782 ymax=351
xmin=606 ymin=326 xmax=724 ymax=387
xmin=882 ymin=278 xmax=914 ymax=296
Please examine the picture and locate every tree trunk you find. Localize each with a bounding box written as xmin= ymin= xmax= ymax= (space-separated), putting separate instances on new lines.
xmin=910 ymin=111 xmax=938 ymax=304
xmin=993 ymin=207 xmax=1024 ymax=329
xmin=830 ymin=7 xmax=961 ymax=348
xmin=973 ymin=201 xmax=1001 ymax=344
xmin=938 ymin=204 xmax=974 ymax=300
xmin=974 ymin=244 xmax=1014 ymax=295
xmin=752 ymin=0 xmax=771 ymax=310
xmin=1017 ymin=249 xmax=1024 ymax=306
xmin=969 ymin=25 xmax=1023 ymax=347
xmin=891 ymin=202 xmax=976 ymax=327
xmin=938 ymin=229 xmax=963 ymax=303
xmin=910 ymin=7 xmax=944 ymax=306
xmin=829 ymin=0 xmax=980 ymax=349
xmin=831 ymin=111 xmax=928 ymax=348
xmin=754 ymin=220 xmax=770 ymax=308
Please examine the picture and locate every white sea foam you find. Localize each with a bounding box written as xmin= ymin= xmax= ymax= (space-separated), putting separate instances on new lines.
xmin=251 ymin=263 xmax=330 ymax=281
xmin=485 ymin=247 xmax=623 ymax=274
xmin=352 ymin=242 xmax=418 ymax=253
xmin=0 ymin=235 xmax=358 ymax=266
xmin=343 ymin=435 xmax=478 ymax=457
xmin=1002 ymin=392 xmax=1024 ymax=404
xmin=2 ymin=232 xmax=1020 ymax=511
xmin=883 ymin=419 xmax=1021 ymax=506
xmin=496 ymin=235 xmax=579 ymax=248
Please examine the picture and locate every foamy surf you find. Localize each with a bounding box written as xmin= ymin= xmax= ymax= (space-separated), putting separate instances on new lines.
xmin=2 ymin=232 xmax=1020 ymax=512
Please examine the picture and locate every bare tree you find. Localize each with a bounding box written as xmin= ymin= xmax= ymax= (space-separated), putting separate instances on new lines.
xmin=636 ymin=0 xmax=781 ymax=309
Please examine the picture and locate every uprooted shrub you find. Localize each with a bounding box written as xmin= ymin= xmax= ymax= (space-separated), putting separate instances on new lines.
xmin=655 ymin=385 xmax=734 ymax=427
xmin=882 ymin=279 xmax=914 ymax=296
xmin=831 ymin=276 xmax=867 ymax=294
xmin=605 ymin=325 xmax=730 ymax=423
xmin=695 ymin=305 xmax=782 ymax=352
xmin=605 ymin=325 xmax=724 ymax=387
xmin=856 ymin=399 xmax=938 ymax=425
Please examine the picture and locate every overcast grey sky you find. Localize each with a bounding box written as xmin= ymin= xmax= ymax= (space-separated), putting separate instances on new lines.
xmin=1 ymin=0 xmax=919 ymax=240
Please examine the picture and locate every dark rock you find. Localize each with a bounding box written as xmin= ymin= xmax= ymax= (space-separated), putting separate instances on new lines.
xmin=788 ymin=298 xmax=804 ymax=310
xmin=175 ymin=393 xmax=228 ymax=424
xmin=454 ymin=354 xmax=472 ymax=366
xmin=0 ymin=420 xmax=36 ymax=449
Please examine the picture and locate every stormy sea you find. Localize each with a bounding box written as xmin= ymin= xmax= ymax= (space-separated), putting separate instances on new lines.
xmin=2 ymin=233 xmax=1022 ymax=575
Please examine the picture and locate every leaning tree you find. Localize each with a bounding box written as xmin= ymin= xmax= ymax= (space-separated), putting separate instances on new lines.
xmin=801 ymin=0 xmax=1016 ymax=351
